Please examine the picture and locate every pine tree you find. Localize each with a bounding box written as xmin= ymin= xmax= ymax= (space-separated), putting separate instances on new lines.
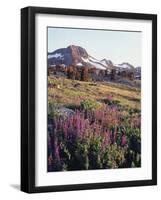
xmin=129 ymin=71 xmax=134 ymax=80
xmin=81 ymin=66 xmax=89 ymax=81
xmin=111 ymin=69 xmax=116 ymax=80
xmin=75 ymin=68 xmax=81 ymax=80
xmin=67 ymin=66 xmax=74 ymax=79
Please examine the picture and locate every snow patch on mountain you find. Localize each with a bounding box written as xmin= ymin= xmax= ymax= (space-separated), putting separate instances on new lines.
xmin=81 ymin=57 xmax=106 ymax=70
xmin=115 ymin=63 xmax=134 ymax=70
xmin=101 ymin=60 xmax=107 ymax=66
xmin=76 ymin=63 xmax=83 ymax=66
xmin=48 ymin=53 xmax=64 ymax=59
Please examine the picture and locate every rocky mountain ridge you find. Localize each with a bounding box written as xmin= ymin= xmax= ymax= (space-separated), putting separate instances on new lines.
xmin=48 ymin=45 xmax=140 ymax=78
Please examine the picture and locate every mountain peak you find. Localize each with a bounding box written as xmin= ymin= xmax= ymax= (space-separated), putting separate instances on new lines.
xmin=68 ymin=45 xmax=88 ymax=64
xmin=48 ymin=45 xmax=136 ymax=71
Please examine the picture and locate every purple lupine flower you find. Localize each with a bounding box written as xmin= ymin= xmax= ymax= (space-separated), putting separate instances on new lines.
xmin=113 ymin=128 xmax=117 ymax=143
xmin=54 ymin=139 xmax=60 ymax=161
xmin=55 ymin=146 xmax=60 ymax=160
xmin=63 ymin=121 xmax=68 ymax=138
xmin=121 ymin=134 xmax=127 ymax=146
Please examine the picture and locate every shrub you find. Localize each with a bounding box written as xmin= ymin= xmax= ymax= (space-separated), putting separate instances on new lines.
xmin=47 ymin=104 xmax=141 ymax=171
xmin=80 ymin=99 xmax=101 ymax=110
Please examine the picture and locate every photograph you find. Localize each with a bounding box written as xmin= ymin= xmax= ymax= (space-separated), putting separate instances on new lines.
xmin=21 ymin=6 xmax=157 ymax=193
xmin=47 ymin=27 xmax=141 ymax=172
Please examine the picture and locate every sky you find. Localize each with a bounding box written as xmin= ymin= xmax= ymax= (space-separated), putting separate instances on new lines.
xmin=48 ymin=27 xmax=142 ymax=67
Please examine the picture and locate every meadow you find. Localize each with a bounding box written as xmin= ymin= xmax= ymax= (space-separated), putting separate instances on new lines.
xmin=47 ymin=76 xmax=141 ymax=171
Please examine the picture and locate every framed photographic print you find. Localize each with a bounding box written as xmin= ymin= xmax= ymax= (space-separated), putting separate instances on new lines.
xmin=21 ymin=6 xmax=157 ymax=193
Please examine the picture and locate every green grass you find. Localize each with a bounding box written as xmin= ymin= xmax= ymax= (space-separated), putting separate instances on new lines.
xmin=48 ymin=76 xmax=141 ymax=112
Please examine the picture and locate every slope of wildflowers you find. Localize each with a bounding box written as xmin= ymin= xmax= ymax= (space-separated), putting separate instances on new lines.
xmin=48 ymin=77 xmax=141 ymax=171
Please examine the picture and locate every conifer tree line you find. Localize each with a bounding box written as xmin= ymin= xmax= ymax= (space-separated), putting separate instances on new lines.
xmin=48 ymin=65 xmax=135 ymax=81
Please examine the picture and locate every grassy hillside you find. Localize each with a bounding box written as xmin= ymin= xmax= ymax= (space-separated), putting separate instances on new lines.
xmin=48 ymin=76 xmax=141 ymax=110
xmin=48 ymin=76 xmax=141 ymax=171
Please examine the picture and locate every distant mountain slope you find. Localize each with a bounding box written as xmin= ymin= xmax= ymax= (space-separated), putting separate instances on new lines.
xmin=114 ymin=62 xmax=135 ymax=71
xmin=48 ymin=45 xmax=137 ymax=71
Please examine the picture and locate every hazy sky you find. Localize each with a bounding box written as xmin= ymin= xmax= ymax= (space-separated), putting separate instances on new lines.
xmin=48 ymin=27 xmax=142 ymax=67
